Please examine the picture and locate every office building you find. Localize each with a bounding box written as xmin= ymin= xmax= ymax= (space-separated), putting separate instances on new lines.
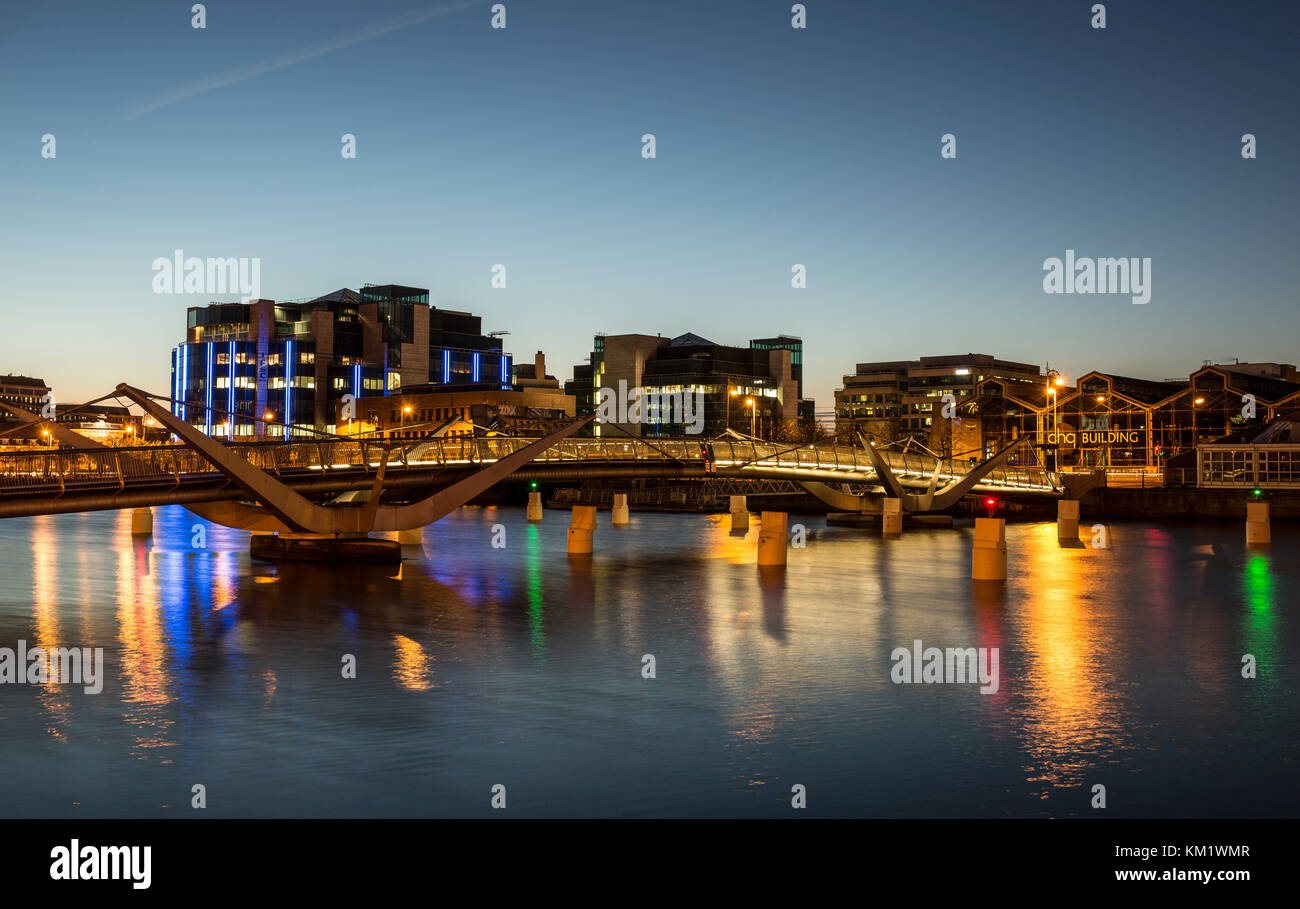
xmin=170 ymin=284 xmax=512 ymax=437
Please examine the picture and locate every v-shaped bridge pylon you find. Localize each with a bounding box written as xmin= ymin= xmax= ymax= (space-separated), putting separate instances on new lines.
xmin=115 ymin=384 xmax=596 ymax=535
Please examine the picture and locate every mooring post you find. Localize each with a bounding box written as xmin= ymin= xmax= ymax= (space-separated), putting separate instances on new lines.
xmin=1246 ymin=501 xmax=1271 ymax=544
xmin=612 ymin=493 xmax=630 ymax=526
xmin=730 ymin=495 xmax=749 ymax=532
xmin=1057 ymin=499 xmax=1079 ymax=543
xmin=567 ymin=505 xmax=597 ymax=555
xmin=757 ymin=511 xmax=788 ymax=566
xmin=972 ymin=517 xmax=1007 ymax=581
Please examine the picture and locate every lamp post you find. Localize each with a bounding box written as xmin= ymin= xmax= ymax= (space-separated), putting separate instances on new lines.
xmin=728 ymin=386 xmax=739 ymax=433
xmin=1045 ymin=386 xmax=1056 ymax=471
xmin=1192 ymin=396 xmax=1204 ymax=449
xmin=746 ymin=397 xmax=756 ymax=439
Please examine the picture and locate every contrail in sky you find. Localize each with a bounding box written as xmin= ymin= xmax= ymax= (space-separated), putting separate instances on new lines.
xmin=125 ymin=0 xmax=485 ymax=119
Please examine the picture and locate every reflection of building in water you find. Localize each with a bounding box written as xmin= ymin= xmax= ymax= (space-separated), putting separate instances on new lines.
xmin=1012 ymin=525 xmax=1132 ymax=798
xmin=961 ymin=363 xmax=1300 ymax=469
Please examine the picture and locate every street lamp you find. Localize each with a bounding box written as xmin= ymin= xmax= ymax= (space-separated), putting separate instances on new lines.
xmin=746 ymin=397 xmax=756 ymax=438
xmin=1192 ymin=396 xmax=1204 ymax=447
xmin=728 ymin=387 xmax=739 ymax=432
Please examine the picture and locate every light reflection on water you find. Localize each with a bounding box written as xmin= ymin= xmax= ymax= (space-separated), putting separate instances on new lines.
xmin=0 ymin=504 xmax=1295 ymax=818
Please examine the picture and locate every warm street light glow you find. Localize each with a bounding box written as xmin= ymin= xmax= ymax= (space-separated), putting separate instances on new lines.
xmin=1096 ymin=396 xmax=1105 ymax=402
xmin=403 ymin=405 xmax=412 ymax=413
xmin=264 ymin=412 xmax=273 ymax=420
xmin=1054 ymin=377 xmax=1065 ymax=386
xmin=1194 ymin=397 xmax=1205 ymax=405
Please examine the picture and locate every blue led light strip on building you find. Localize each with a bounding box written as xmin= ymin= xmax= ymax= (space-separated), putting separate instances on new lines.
xmin=182 ymin=345 xmax=189 ymax=423
xmin=204 ymin=342 xmax=214 ymax=435
xmin=353 ymin=362 xmax=361 ymax=400
xmin=227 ymin=340 xmax=236 ymax=438
xmin=472 ymin=352 xmax=480 ymax=383
xmin=285 ymin=340 xmax=293 ymax=439
xmin=443 ymin=349 xmax=451 ymax=384
xmin=172 ymin=348 xmax=180 ymax=417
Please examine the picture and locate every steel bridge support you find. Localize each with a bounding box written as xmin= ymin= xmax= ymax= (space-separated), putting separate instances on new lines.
xmin=114 ymin=384 xmax=596 ymax=535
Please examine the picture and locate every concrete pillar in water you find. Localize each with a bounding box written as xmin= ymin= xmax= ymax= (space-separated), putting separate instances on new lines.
xmin=882 ymin=497 xmax=902 ymax=535
xmin=757 ymin=511 xmax=787 ymax=566
xmin=1246 ymin=501 xmax=1271 ymax=544
xmin=972 ymin=517 xmax=1007 ymax=581
xmin=730 ymin=495 xmax=749 ymax=532
xmin=612 ymin=493 xmax=630 ymax=526
xmin=130 ymin=507 xmax=153 ymax=537
xmin=567 ymin=505 xmax=596 ymax=555
xmin=526 ymin=490 xmax=544 ymax=522
xmin=1057 ymin=499 xmax=1079 ymax=542
xmin=397 ymin=527 xmax=422 ymax=544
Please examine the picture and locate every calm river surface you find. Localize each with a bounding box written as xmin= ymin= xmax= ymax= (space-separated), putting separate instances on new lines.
xmin=0 ymin=505 xmax=1295 ymax=817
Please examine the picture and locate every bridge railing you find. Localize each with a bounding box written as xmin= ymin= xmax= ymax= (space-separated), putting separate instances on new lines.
xmin=0 ymin=436 xmax=1057 ymax=493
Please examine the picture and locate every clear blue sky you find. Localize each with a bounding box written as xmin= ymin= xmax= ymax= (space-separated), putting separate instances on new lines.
xmin=1 ymin=0 xmax=1296 ymax=408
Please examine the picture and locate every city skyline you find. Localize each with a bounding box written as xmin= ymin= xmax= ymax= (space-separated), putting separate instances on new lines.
xmin=3 ymin=0 xmax=1297 ymax=407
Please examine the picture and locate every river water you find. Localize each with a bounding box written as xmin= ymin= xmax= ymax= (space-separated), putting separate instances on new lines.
xmin=0 ymin=505 xmax=1294 ymax=817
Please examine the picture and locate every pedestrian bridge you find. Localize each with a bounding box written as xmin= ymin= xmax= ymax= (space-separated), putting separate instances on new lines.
xmin=0 ymin=432 xmax=1059 ymax=519
xmin=0 ymin=383 xmax=1060 ymax=530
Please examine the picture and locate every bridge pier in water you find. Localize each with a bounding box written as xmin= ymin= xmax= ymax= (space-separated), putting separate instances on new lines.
xmin=567 ymin=505 xmax=596 ymax=556
xmin=972 ymin=518 xmax=1007 ymax=581
xmin=757 ymin=511 xmax=787 ymax=566
xmin=612 ymin=494 xmax=629 ymax=526
xmin=397 ymin=528 xmax=422 ymax=545
xmin=1247 ymin=502 xmax=1271 ymax=544
xmin=130 ymin=507 xmax=153 ymax=537
xmin=730 ymin=496 xmax=749 ymax=532
xmin=1057 ymin=499 xmax=1079 ymax=543
xmin=250 ymin=533 xmax=401 ymax=564
xmin=527 ymin=491 xmax=544 ymax=522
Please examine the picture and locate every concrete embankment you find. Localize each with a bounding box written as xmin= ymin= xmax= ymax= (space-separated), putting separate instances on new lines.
xmin=1081 ymin=488 xmax=1300 ymax=521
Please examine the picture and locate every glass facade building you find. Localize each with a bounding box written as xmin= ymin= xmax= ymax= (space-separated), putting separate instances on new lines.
xmin=171 ymin=284 xmax=510 ymax=437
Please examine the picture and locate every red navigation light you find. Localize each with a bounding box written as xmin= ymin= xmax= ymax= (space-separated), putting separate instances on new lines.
xmin=985 ymin=497 xmax=996 ymax=507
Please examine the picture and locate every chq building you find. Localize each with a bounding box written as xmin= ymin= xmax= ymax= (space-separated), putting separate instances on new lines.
xmin=170 ymin=284 xmax=511 ymax=437
xmin=961 ymin=362 xmax=1300 ymax=469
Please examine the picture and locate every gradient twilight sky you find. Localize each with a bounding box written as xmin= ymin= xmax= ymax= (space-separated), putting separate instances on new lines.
xmin=1 ymin=0 xmax=1297 ymax=408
